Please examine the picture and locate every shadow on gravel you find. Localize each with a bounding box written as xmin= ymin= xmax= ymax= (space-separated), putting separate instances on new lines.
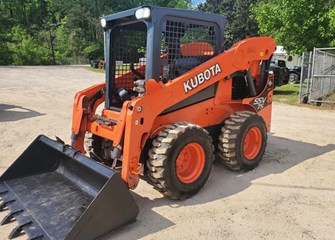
xmin=0 ymin=104 xmax=44 ymax=122
xmin=103 ymin=135 xmax=335 ymax=240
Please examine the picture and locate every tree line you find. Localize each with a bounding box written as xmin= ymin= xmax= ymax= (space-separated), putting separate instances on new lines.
xmin=0 ymin=0 xmax=191 ymax=65
xmin=0 ymin=0 xmax=334 ymax=65
xmin=199 ymin=0 xmax=335 ymax=54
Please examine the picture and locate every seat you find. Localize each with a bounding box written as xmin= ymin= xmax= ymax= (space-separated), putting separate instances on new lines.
xmin=173 ymin=42 xmax=214 ymax=75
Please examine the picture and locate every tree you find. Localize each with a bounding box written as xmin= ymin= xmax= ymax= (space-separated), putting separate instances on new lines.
xmin=0 ymin=1 xmax=14 ymax=64
xmin=8 ymin=26 xmax=50 ymax=65
xmin=198 ymin=0 xmax=259 ymax=48
xmin=330 ymin=7 xmax=335 ymax=46
xmin=252 ymin=0 xmax=335 ymax=53
xmin=152 ymin=0 xmax=192 ymax=9
xmin=0 ymin=0 xmax=193 ymax=65
xmin=0 ymin=15 xmax=12 ymax=65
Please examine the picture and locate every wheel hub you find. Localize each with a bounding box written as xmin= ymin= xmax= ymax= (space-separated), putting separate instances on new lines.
xmin=176 ymin=143 xmax=205 ymax=183
xmin=243 ymin=127 xmax=262 ymax=160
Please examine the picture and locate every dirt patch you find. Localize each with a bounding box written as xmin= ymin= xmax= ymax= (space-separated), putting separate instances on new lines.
xmin=0 ymin=66 xmax=334 ymax=240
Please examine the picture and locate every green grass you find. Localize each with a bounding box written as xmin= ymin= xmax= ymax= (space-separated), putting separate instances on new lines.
xmin=85 ymin=64 xmax=135 ymax=74
xmin=85 ymin=66 xmax=105 ymax=73
xmin=273 ymin=83 xmax=335 ymax=110
xmin=273 ymin=84 xmax=300 ymax=105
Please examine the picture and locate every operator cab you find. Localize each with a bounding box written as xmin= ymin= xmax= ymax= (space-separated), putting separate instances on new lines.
xmin=100 ymin=6 xmax=226 ymax=109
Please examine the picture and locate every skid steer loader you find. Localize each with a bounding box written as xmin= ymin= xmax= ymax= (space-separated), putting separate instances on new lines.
xmin=0 ymin=6 xmax=276 ymax=240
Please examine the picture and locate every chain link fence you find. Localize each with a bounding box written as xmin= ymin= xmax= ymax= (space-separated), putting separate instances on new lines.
xmin=299 ymin=52 xmax=313 ymax=103
xmin=299 ymin=48 xmax=335 ymax=104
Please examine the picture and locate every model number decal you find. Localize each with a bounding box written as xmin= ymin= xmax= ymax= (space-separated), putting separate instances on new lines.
xmin=253 ymin=97 xmax=266 ymax=110
xmin=183 ymin=64 xmax=222 ymax=93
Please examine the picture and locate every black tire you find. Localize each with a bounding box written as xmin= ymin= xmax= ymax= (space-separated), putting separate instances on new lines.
xmin=147 ymin=122 xmax=214 ymax=200
xmin=85 ymin=133 xmax=112 ymax=165
xmin=288 ymin=72 xmax=299 ymax=84
xmin=218 ymin=111 xmax=267 ymax=171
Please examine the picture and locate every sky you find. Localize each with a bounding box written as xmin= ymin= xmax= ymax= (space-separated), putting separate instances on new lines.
xmin=193 ymin=0 xmax=206 ymax=5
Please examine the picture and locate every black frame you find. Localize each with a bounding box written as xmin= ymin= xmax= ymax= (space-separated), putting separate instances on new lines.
xmin=101 ymin=6 xmax=227 ymax=108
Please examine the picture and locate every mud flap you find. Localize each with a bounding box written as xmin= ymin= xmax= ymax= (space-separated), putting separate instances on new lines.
xmin=0 ymin=135 xmax=139 ymax=240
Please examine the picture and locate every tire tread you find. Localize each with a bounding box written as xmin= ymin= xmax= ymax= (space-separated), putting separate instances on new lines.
xmin=147 ymin=122 xmax=214 ymax=199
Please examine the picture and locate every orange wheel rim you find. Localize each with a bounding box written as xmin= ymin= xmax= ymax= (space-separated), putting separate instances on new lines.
xmin=176 ymin=143 xmax=205 ymax=184
xmin=243 ymin=127 xmax=262 ymax=160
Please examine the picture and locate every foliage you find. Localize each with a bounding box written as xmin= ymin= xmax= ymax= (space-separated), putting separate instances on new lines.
xmin=0 ymin=4 xmax=13 ymax=64
xmin=82 ymin=44 xmax=104 ymax=60
xmin=252 ymin=0 xmax=335 ymax=53
xmin=143 ymin=0 xmax=192 ymax=9
xmin=8 ymin=26 xmax=50 ymax=65
xmin=85 ymin=66 xmax=105 ymax=73
xmin=198 ymin=0 xmax=259 ymax=48
xmin=0 ymin=0 xmax=191 ymax=65
xmin=329 ymin=7 xmax=335 ymax=46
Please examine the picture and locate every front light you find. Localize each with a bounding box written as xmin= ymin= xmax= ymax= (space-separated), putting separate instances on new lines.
xmin=135 ymin=7 xmax=151 ymax=20
xmin=101 ymin=18 xmax=107 ymax=28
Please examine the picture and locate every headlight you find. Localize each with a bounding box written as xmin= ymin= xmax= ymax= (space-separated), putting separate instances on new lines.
xmin=135 ymin=7 xmax=151 ymax=20
xmin=101 ymin=18 xmax=107 ymax=28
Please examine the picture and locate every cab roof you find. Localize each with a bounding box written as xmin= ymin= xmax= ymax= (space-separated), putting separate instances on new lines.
xmin=101 ymin=6 xmax=226 ymax=29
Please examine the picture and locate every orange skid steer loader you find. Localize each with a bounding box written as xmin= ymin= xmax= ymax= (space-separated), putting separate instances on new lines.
xmin=0 ymin=6 xmax=275 ymax=240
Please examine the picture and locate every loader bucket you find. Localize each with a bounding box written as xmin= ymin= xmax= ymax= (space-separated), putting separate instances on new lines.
xmin=0 ymin=135 xmax=139 ymax=240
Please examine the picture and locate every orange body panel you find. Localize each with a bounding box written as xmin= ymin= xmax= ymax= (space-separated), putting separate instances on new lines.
xmin=151 ymin=99 xmax=254 ymax=137
xmin=71 ymin=37 xmax=276 ymax=189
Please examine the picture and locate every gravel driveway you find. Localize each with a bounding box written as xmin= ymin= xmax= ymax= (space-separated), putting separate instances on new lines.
xmin=0 ymin=66 xmax=334 ymax=240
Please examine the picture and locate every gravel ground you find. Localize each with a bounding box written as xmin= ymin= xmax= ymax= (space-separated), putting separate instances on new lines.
xmin=0 ymin=66 xmax=334 ymax=240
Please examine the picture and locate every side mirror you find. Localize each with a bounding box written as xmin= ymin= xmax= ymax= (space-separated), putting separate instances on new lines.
xmin=288 ymin=55 xmax=293 ymax=61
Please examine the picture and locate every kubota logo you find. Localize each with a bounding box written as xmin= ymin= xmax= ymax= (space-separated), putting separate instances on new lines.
xmin=183 ymin=63 xmax=222 ymax=93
